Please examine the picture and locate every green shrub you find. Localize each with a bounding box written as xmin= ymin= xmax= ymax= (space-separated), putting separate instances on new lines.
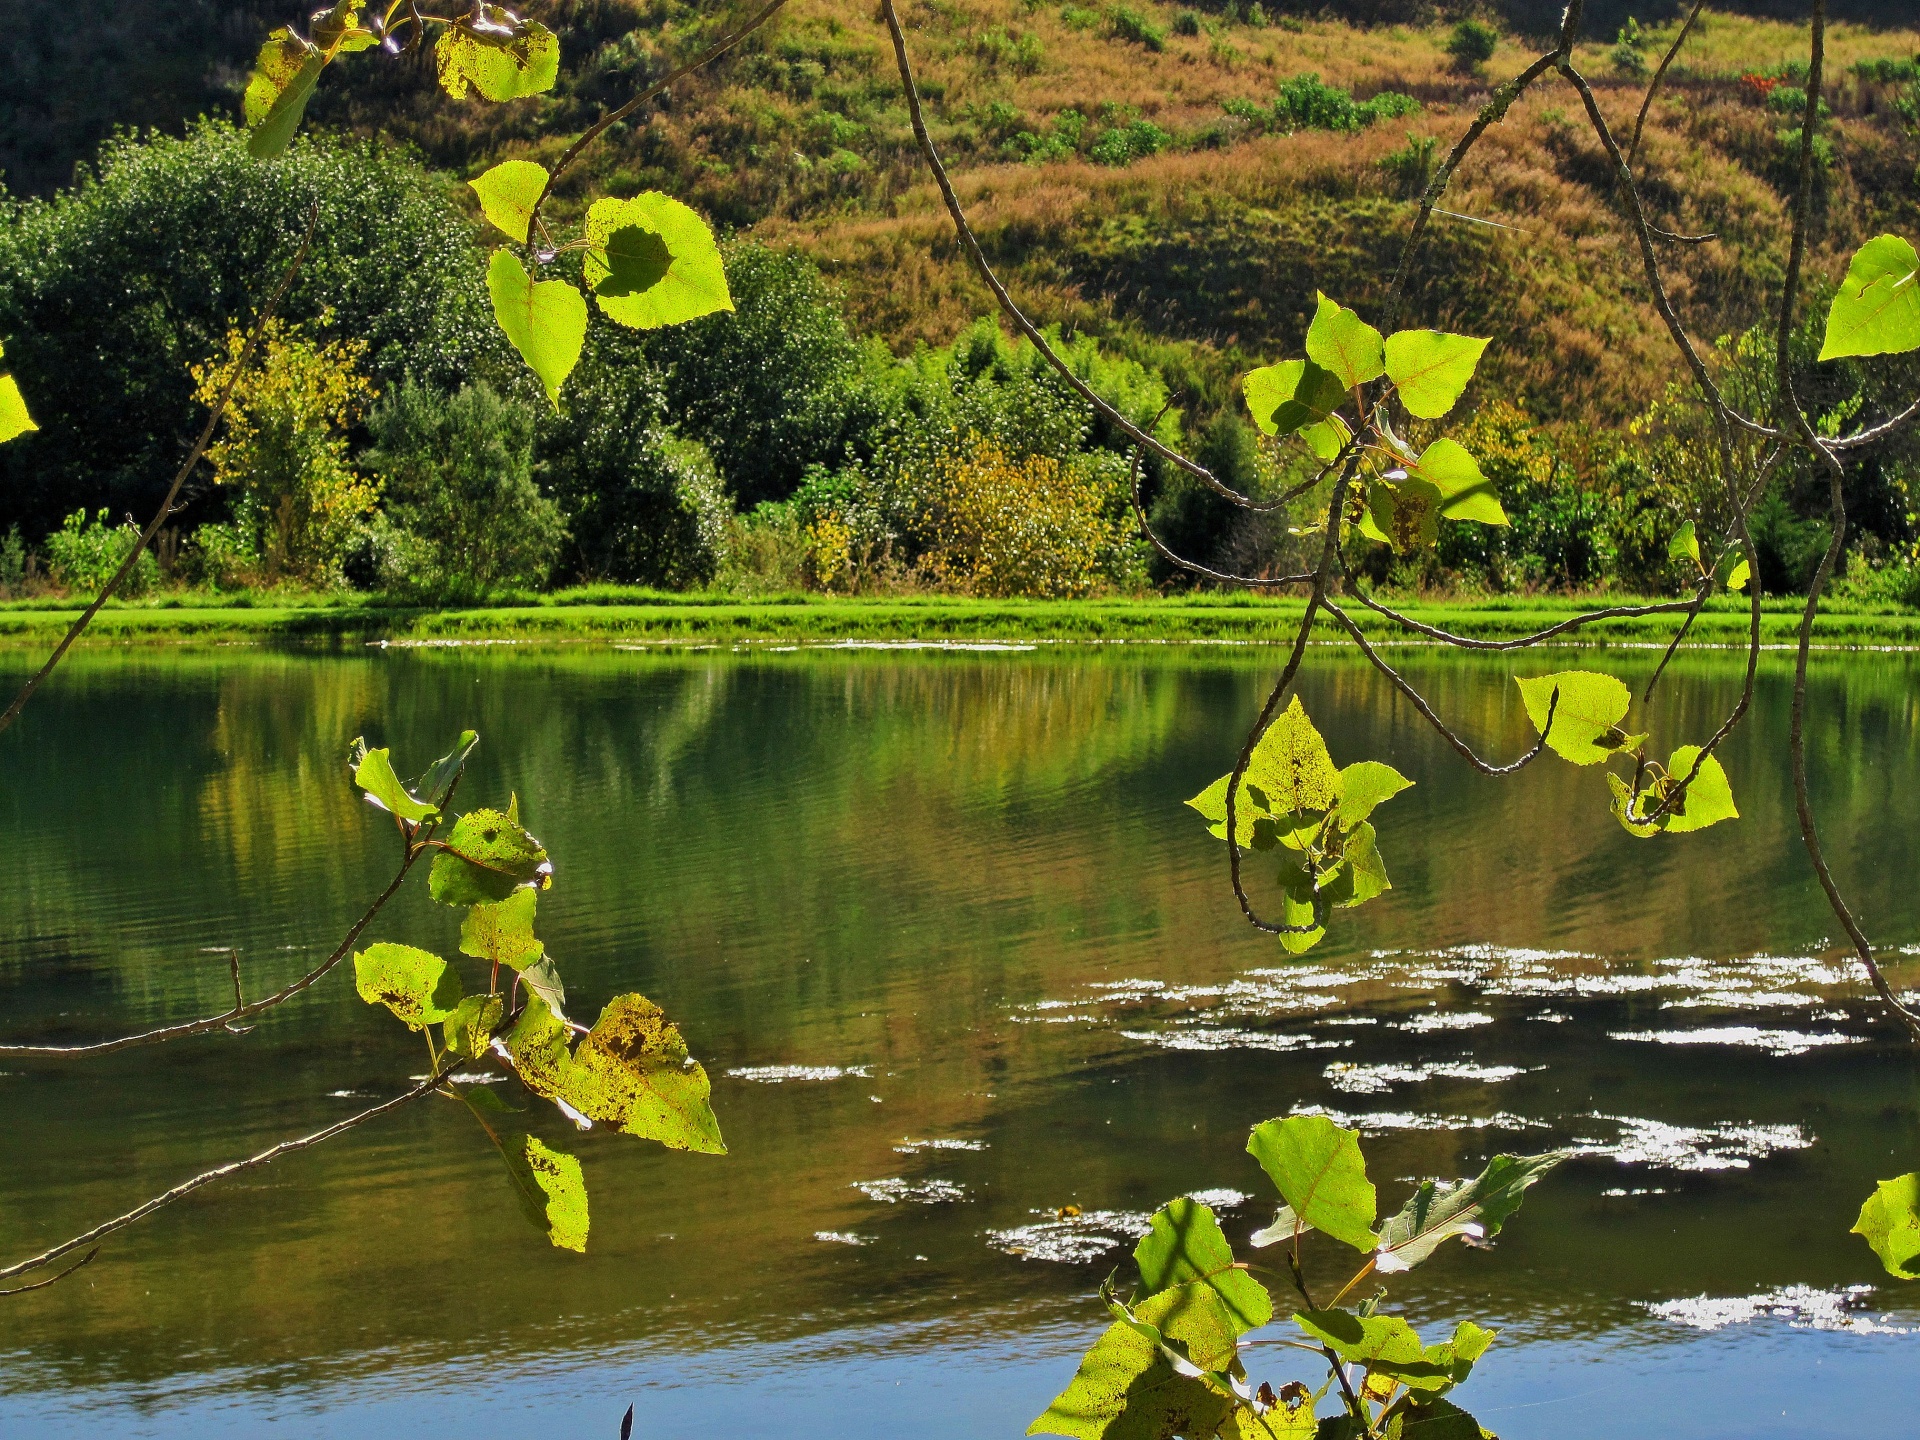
xmin=44 ymin=508 xmax=158 ymax=595
xmin=0 ymin=122 xmax=498 ymax=548
xmin=1447 ymin=19 xmax=1499 ymax=71
xmin=0 ymin=525 xmax=25 ymax=594
xmin=1380 ymin=132 xmax=1439 ymax=197
xmin=1060 ymin=4 xmax=1100 ymax=30
xmin=181 ymin=522 xmax=256 ymax=590
xmin=1107 ymin=5 xmax=1166 ymax=51
xmin=1173 ymin=10 xmax=1201 ymax=37
xmin=1091 ymin=118 xmax=1171 ymax=165
xmin=364 ymin=381 xmax=565 ymax=597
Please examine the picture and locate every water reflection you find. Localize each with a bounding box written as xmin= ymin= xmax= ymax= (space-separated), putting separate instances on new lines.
xmin=1 ymin=644 xmax=1917 ymax=1437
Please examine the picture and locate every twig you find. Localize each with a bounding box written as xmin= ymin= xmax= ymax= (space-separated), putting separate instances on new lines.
xmin=0 ymin=1064 xmax=472 ymax=1287
xmin=1628 ymin=0 xmax=1706 ymax=167
xmin=1641 ymin=573 xmax=1715 ymax=706
xmin=0 ymin=1248 xmax=98 ymax=1297
xmin=877 ymin=0 xmax=1242 ymax=504
xmin=0 ymin=206 xmax=318 ymax=741
xmin=526 ymin=0 xmax=793 ymax=241
xmin=1337 ymin=582 xmax=1695 ymax=651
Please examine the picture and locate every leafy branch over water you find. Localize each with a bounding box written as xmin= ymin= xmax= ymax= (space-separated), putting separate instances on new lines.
xmin=0 ymin=729 xmax=723 ymax=1284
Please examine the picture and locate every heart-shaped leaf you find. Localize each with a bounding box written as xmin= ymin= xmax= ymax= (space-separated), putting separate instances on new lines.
xmin=0 ymin=341 xmax=34 ymax=443
xmin=583 ymin=194 xmax=733 ymax=328
xmin=1383 ymin=329 xmax=1489 ymax=418
xmin=1413 ymin=439 xmax=1507 ymax=526
xmin=470 ymin=159 xmax=550 ymax=243
xmin=354 ymin=942 xmax=464 ymax=1029
xmin=435 ymin=8 xmax=560 ymax=100
xmin=1246 ymin=1113 xmax=1376 ymax=1252
xmin=1819 ymin=234 xmax=1920 ymax=361
xmin=1243 ymin=358 xmax=1347 ymax=437
xmin=1305 ymin=292 xmax=1385 ymax=390
xmin=487 ymin=250 xmax=586 ymax=407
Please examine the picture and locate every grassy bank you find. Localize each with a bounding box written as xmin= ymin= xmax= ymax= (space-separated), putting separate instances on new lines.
xmin=3 ymin=591 xmax=1918 ymax=649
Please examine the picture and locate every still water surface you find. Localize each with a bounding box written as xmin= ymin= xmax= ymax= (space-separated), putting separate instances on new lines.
xmin=2 ymin=643 xmax=1918 ymax=1438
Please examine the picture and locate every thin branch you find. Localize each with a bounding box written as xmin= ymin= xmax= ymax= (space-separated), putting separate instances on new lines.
xmin=0 ymin=826 xmax=427 ymax=1057
xmin=0 ymin=207 xmax=318 ymax=740
xmin=1126 ymin=425 xmax=1316 ymax=588
xmin=1641 ymin=572 xmax=1715 ymax=706
xmin=1337 ymin=579 xmax=1695 ymax=650
xmin=0 ymin=1248 xmax=97 ymax=1297
xmin=1323 ymin=598 xmax=1560 ymax=776
xmin=0 ymin=1064 xmax=472 ymax=1287
xmin=525 ymin=0 xmax=792 ymax=241
xmin=1829 ymin=395 xmax=1920 ymax=449
xmin=1628 ymin=0 xmax=1706 ymax=167
xmin=878 ymin=0 xmax=1242 ymax=503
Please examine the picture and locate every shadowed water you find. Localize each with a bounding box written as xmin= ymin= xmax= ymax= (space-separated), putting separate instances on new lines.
xmin=1 ymin=642 xmax=1917 ymax=1438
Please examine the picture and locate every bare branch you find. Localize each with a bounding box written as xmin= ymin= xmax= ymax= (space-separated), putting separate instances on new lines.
xmin=0 ymin=1065 xmax=473 ymax=1288
xmin=1336 ymin=576 xmax=1695 ymax=650
xmin=526 ymin=0 xmax=792 ymax=241
xmin=1829 ymin=395 xmax=1920 ymax=449
xmin=1322 ymin=598 xmax=1560 ymax=777
xmin=0 ymin=206 xmax=318 ymax=740
xmin=1628 ymin=0 xmax=1706 ymax=167
xmin=0 ymin=1248 xmax=97 ymax=1297
xmin=877 ymin=0 xmax=1247 ymax=505
xmin=1127 ymin=425 xmax=1314 ymax=588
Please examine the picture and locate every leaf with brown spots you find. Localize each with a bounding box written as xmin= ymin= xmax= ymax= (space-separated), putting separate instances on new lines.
xmin=560 ymin=994 xmax=726 ymax=1154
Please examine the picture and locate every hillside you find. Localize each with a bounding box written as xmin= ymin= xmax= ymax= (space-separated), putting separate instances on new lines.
xmin=6 ymin=4 xmax=1917 ymax=426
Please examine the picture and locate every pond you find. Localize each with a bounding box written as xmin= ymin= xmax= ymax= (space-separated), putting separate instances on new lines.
xmin=1 ymin=642 xmax=1917 ymax=1439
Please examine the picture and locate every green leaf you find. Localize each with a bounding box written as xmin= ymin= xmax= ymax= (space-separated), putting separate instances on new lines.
xmin=1374 ymin=1152 xmax=1565 ymax=1273
xmin=351 ymin=743 xmax=436 ymax=824
xmin=1302 ymin=413 xmax=1351 ymax=463
xmin=1246 ymin=1114 xmax=1376 ymax=1252
xmin=1335 ymin=761 xmax=1412 ymax=826
xmin=1379 ymin=1394 xmax=1496 ymax=1440
xmin=1243 ymin=359 xmax=1346 ymax=437
xmin=487 ymin=250 xmax=586 ymax=408
xmin=1274 ymin=849 xmax=1327 ymax=955
xmin=1853 ymin=1173 xmax=1920 ymax=1280
xmin=1607 ymin=772 xmax=1664 ymax=839
xmin=1513 ymin=672 xmax=1640 ymax=766
xmin=410 ymin=730 xmax=478 ymax=811
xmin=443 ymin=993 xmax=504 ymax=1059
xmin=1659 ymin=745 xmax=1738 ymax=833
xmin=504 ymin=994 xmax=572 ymax=1099
xmin=1305 ymin=293 xmax=1385 ymax=390
xmin=516 ymin=1136 xmax=589 ymax=1252
xmin=1296 ymin=1309 xmax=1424 ymax=1367
xmin=243 ymin=32 xmax=324 ymax=159
xmin=1185 ymin=774 xmax=1263 ymax=847
xmin=518 ymin=955 xmax=569 ymax=1024
xmin=1133 ymin=1198 xmax=1274 ymax=1335
xmin=583 ymin=194 xmax=733 ymax=329
xmin=1369 ymin=1322 xmax=1496 ymax=1395
xmin=0 ymin=342 xmax=36 ymax=443
xmin=1321 ymin=821 xmax=1388 ymax=910
xmin=1726 ymin=557 xmax=1750 ymax=592
xmin=470 ymin=160 xmax=550 ymax=244
xmin=559 ymin=994 xmax=727 ymax=1153
xmin=1668 ymin=519 xmax=1701 ymax=568
xmin=429 ymin=803 xmax=552 ymax=906
xmin=1248 ymin=1203 xmax=1306 ymax=1248
xmin=1819 ymin=234 xmax=1920 ymax=361
xmin=435 ymin=8 xmax=560 ymax=101
xmin=1369 ymin=478 xmax=1443 ymax=553
xmin=461 ymin=887 xmax=545 ymax=969
xmin=1249 ymin=695 xmax=1342 ymax=818
xmin=1383 ymin=330 xmax=1488 ymax=419
xmin=1028 ymin=1284 xmax=1250 ymax=1440
xmin=1413 ymin=440 xmax=1508 ymax=526
xmin=353 ymin=942 xmax=463 ymax=1029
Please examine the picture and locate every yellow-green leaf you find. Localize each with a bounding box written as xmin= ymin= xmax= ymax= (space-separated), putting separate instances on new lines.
xmin=1305 ymin=292 xmax=1385 ymax=390
xmin=0 ymin=373 xmax=34 ymax=444
xmin=1853 ymin=1173 xmax=1920 ymax=1280
xmin=1383 ymin=330 xmax=1488 ymax=418
xmin=1246 ymin=1113 xmax=1376 ymax=1253
xmin=435 ymin=9 xmax=560 ymax=101
xmin=1658 ymin=745 xmax=1739 ymax=833
xmin=1335 ymin=760 xmax=1412 ymax=825
xmin=583 ymin=194 xmax=733 ymax=329
xmin=1132 ymin=1197 xmax=1274 ymax=1335
xmin=1726 ymin=557 xmax=1750 ymax=592
xmin=1247 ymin=695 xmax=1341 ymax=818
xmin=504 ymin=994 xmax=572 ymax=1099
xmin=1819 ymin=234 xmax=1920 ymax=361
xmin=243 ymin=30 xmax=324 ymax=158
xmin=558 ymin=994 xmax=727 ymax=1153
xmin=1370 ymin=476 xmax=1444 ymax=552
xmin=487 ymin=250 xmax=586 ymax=408
xmin=1607 ymin=772 xmax=1664 ymax=838
xmin=1242 ymin=358 xmax=1346 ymax=437
xmin=461 ymin=887 xmax=545 ymax=969
xmin=514 ymin=1135 xmax=589 ymax=1252
xmin=351 ymin=743 xmax=436 ymax=824
xmin=470 ymin=159 xmax=550 ymax=243
xmin=1514 ymin=671 xmax=1639 ymax=766
xmin=1668 ymin=519 xmax=1700 ymax=568
xmin=443 ymin=993 xmax=504 ymax=1059
xmin=353 ymin=942 xmax=463 ymax=1029
xmin=1414 ymin=438 xmax=1507 ymax=526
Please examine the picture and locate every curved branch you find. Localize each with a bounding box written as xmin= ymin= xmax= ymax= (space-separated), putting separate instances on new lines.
xmin=0 ymin=208 xmax=317 ymax=740
xmin=877 ymin=0 xmax=1247 ymax=506
xmin=1828 ymin=395 xmax=1920 ymax=449
xmin=1127 ymin=429 xmax=1315 ymax=589
xmin=1628 ymin=0 xmax=1706 ymax=167
xmin=0 ymin=1063 xmax=472 ymax=1287
xmin=1337 ymin=573 xmax=1695 ymax=650
xmin=525 ymin=0 xmax=793 ymax=241
xmin=0 ymin=822 xmax=436 ymax=1057
xmin=1322 ymin=598 xmax=1559 ymax=776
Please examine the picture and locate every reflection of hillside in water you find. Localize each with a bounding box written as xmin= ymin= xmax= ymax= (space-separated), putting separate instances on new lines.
xmin=1 ymin=646 xmax=1918 ymax=1421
